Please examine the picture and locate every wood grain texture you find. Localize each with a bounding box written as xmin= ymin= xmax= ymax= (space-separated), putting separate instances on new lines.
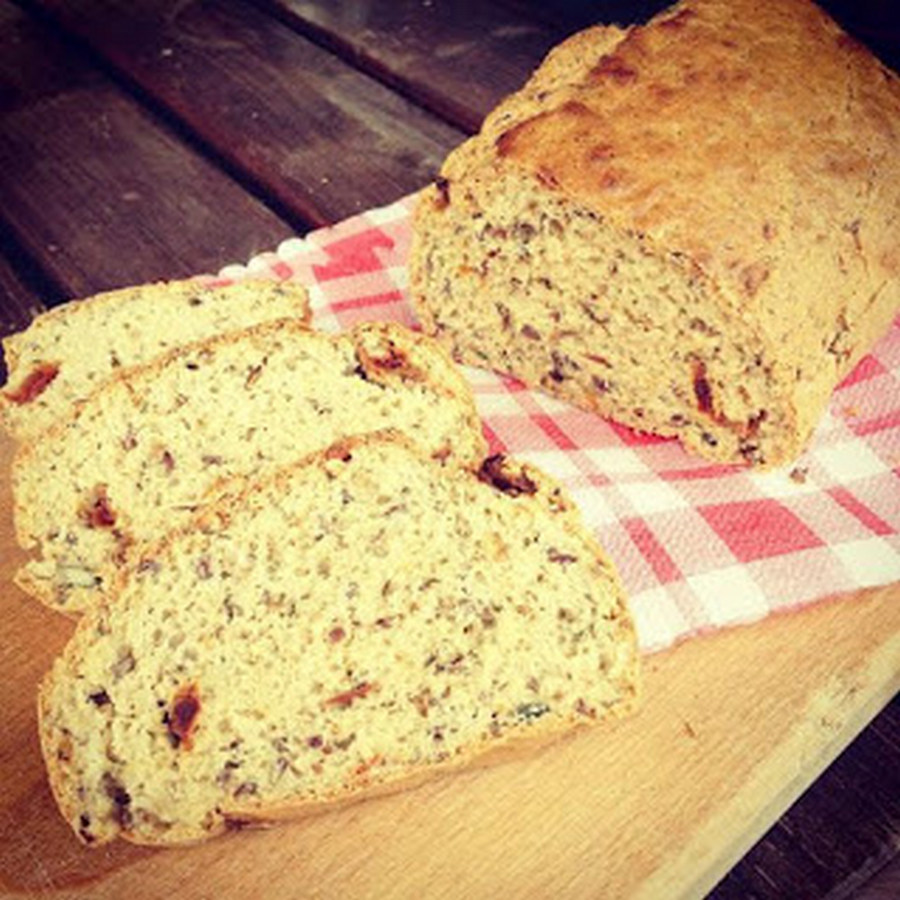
xmin=0 ymin=1 xmax=292 ymax=300
xmin=713 ymin=696 xmax=900 ymax=898
xmin=254 ymin=0 xmax=900 ymax=131
xmin=0 ymin=428 xmax=896 ymax=899
xmin=0 ymin=247 xmax=45 ymax=387
xmin=495 ymin=0 xmax=668 ymax=32
xmin=0 ymin=227 xmax=57 ymax=382
xmin=24 ymin=0 xmax=466 ymax=227
xmin=254 ymin=0 xmax=575 ymax=132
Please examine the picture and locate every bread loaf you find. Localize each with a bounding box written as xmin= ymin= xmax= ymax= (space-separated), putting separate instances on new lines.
xmin=39 ymin=433 xmax=638 ymax=846
xmin=410 ymin=0 xmax=900 ymax=467
xmin=13 ymin=320 xmax=486 ymax=615
xmin=1 ymin=279 xmax=311 ymax=441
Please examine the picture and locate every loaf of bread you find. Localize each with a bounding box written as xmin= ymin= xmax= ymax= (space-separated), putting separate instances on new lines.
xmin=1 ymin=279 xmax=311 ymax=441
xmin=38 ymin=433 xmax=638 ymax=846
xmin=13 ymin=320 xmax=486 ymax=616
xmin=410 ymin=0 xmax=900 ymax=467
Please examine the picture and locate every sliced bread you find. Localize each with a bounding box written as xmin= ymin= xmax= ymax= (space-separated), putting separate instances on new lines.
xmin=13 ymin=320 xmax=486 ymax=615
xmin=38 ymin=432 xmax=639 ymax=846
xmin=1 ymin=279 xmax=311 ymax=441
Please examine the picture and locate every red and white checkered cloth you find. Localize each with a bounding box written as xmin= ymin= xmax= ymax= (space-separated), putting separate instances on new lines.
xmin=206 ymin=195 xmax=900 ymax=654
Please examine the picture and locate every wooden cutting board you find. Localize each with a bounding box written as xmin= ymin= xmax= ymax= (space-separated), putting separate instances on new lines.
xmin=0 ymin=430 xmax=897 ymax=900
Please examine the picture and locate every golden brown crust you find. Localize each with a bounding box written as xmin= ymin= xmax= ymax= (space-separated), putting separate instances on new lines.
xmin=210 ymin=702 xmax=637 ymax=843
xmin=46 ymin=665 xmax=638 ymax=848
xmin=492 ymin=0 xmax=900 ymax=322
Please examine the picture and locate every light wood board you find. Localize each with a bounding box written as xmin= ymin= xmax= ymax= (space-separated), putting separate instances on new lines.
xmin=0 ymin=432 xmax=897 ymax=899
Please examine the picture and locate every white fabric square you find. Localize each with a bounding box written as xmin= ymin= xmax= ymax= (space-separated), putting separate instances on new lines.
xmin=531 ymin=391 xmax=579 ymax=416
xmin=584 ymin=446 xmax=649 ymax=475
xmin=629 ymin=586 xmax=691 ymax=653
xmin=617 ymin=479 xmax=690 ymax=516
xmin=813 ymin=441 xmax=889 ymax=483
xmin=518 ymin=450 xmax=583 ymax=482
xmin=473 ymin=392 xmax=535 ymax=418
xmin=569 ymin=486 xmax=620 ymax=528
xmin=750 ymin=466 xmax=823 ymax=499
xmin=686 ymin=566 xmax=769 ymax=626
xmin=275 ymin=235 xmax=307 ymax=257
xmin=385 ymin=265 xmax=408 ymax=290
xmin=833 ymin=538 xmax=900 ymax=587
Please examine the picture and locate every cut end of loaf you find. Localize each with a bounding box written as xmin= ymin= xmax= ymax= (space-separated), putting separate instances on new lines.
xmin=411 ymin=173 xmax=809 ymax=468
xmin=39 ymin=434 xmax=638 ymax=846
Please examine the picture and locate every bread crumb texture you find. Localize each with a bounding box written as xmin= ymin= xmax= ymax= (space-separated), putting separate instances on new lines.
xmin=410 ymin=0 xmax=900 ymax=467
xmin=39 ymin=435 xmax=638 ymax=846
xmin=0 ymin=279 xmax=312 ymax=441
xmin=13 ymin=321 xmax=486 ymax=615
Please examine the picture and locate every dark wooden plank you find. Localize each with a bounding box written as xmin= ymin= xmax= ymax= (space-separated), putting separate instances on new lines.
xmin=0 ymin=243 xmax=50 ymax=339
xmin=711 ymin=695 xmax=900 ymax=900
xmin=23 ymin=0 xmax=466 ymax=225
xmin=501 ymin=1 xmax=900 ymax=72
xmin=815 ymin=1 xmax=900 ymax=73
xmin=251 ymin=0 xmax=578 ymax=132
xmin=0 ymin=242 xmax=50 ymax=383
xmin=0 ymin=2 xmax=293 ymax=301
xmin=494 ymin=0 xmax=668 ymax=32
xmin=258 ymin=0 xmax=899 ymax=137
xmin=852 ymin=855 xmax=900 ymax=899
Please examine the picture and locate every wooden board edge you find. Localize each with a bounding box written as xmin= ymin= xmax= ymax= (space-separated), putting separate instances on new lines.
xmin=637 ymin=620 xmax=900 ymax=900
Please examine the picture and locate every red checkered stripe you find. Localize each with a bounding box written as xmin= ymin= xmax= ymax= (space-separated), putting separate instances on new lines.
xmin=206 ymin=197 xmax=900 ymax=654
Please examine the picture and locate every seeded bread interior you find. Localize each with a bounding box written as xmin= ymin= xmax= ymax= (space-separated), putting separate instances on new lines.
xmin=13 ymin=320 xmax=487 ymax=615
xmin=39 ymin=433 xmax=639 ymax=846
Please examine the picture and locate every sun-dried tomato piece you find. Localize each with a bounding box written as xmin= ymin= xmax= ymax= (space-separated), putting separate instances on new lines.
xmin=368 ymin=344 xmax=407 ymax=370
xmin=433 ymin=176 xmax=451 ymax=210
xmin=81 ymin=486 xmax=116 ymax=529
xmin=478 ymin=455 xmax=538 ymax=496
xmin=325 ymin=682 xmax=374 ymax=709
xmin=692 ymin=361 xmax=714 ymax=415
xmin=165 ymin=684 xmax=201 ymax=750
xmin=4 ymin=362 xmax=60 ymax=405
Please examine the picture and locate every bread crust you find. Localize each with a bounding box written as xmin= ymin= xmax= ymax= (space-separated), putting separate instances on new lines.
xmin=40 ymin=650 xmax=637 ymax=847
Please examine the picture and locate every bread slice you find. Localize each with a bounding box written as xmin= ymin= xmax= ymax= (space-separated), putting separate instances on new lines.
xmin=38 ymin=432 xmax=639 ymax=846
xmin=13 ymin=321 xmax=486 ymax=615
xmin=1 ymin=279 xmax=311 ymax=441
xmin=409 ymin=0 xmax=900 ymax=468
